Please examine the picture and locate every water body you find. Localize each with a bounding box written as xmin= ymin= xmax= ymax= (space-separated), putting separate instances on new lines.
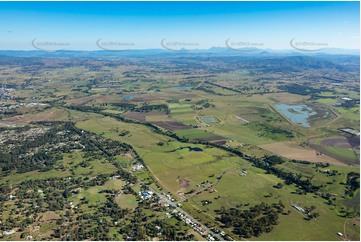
xmin=123 ymin=95 xmax=133 ymax=100
xmin=275 ymin=103 xmax=317 ymax=127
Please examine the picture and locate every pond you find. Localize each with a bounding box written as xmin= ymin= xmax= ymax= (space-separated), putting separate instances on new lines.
xmin=275 ymin=103 xmax=317 ymax=127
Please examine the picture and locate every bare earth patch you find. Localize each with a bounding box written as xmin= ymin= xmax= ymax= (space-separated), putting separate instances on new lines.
xmin=123 ymin=111 xmax=167 ymax=122
xmin=320 ymin=137 xmax=360 ymax=148
xmin=259 ymin=141 xmax=346 ymax=166
xmin=178 ymin=178 xmax=190 ymax=188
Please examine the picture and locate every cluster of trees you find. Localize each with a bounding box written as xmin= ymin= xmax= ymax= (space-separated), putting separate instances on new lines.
xmin=136 ymin=104 xmax=169 ymax=113
xmin=0 ymin=121 xmax=132 ymax=174
xmin=111 ymin=102 xmax=137 ymax=110
xmin=217 ymin=202 xmax=284 ymax=238
xmin=192 ymin=99 xmax=215 ymax=110
xmin=280 ymin=84 xmax=324 ymax=96
xmin=345 ymin=172 xmax=360 ymax=197
xmin=71 ymin=101 xmax=170 ymax=114
xmin=195 ymin=86 xmax=229 ymax=96
xmin=0 ymin=123 xmax=71 ymax=173
xmin=251 ymin=156 xmax=321 ymax=194
xmin=340 ymin=99 xmax=359 ymax=109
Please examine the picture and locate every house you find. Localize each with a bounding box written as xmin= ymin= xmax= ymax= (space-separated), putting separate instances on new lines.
xmin=132 ymin=163 xmax=144 ymax=171
xmin=139 ymin=190 xmax=153 ymax=200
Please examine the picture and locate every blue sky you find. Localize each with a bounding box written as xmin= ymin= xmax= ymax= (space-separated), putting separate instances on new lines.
xmin=0 ymin=1 xmax=359 ymax=50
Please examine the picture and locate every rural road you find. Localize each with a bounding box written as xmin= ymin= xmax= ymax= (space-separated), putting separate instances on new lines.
xmin=137 ymin=177 xmax=224 ymax=241
xmin=149 ymin=186 xmax=224 ymax=241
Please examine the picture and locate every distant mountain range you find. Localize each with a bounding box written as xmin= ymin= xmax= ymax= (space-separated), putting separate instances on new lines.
xmin=0 ymin=47 xmax=359 ymax=58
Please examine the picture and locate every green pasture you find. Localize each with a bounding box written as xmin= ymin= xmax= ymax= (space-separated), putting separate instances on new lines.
xmin=169 ymin=103 xmax=194 ymax=114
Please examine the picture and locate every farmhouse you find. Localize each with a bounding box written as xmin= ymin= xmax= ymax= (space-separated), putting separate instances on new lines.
xmin=132 ymin=163 xmax=144 ymax=171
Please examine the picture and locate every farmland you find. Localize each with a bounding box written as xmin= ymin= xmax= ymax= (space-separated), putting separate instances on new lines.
xmin=0 ymin=51 xmax=359 ymax=241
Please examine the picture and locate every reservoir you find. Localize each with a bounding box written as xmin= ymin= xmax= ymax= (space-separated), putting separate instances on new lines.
xmin=275 ymin=103 xmax=317 ymax=127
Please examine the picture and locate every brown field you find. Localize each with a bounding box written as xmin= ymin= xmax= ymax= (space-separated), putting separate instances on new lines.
xmin=123 ymin=111 xmax=167 ymax=121
xmin=65 ymin=95 xmax=97 ymax=105
xmin=319 ymin=137 xmax=360 ymax=148
xmin=65 ymin=94 xmax=120 ymax=105
xmin=267 ymin=92 xmax=308 ymax=103
xmin=150 ymin=121 xmax=191 ymax=131
xmin=259 ymin=141 xmax=346 ymax=166
xmin=0 ymin=109 xmax=67 ymax=124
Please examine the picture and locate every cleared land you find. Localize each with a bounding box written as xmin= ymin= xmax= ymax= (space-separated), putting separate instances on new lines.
xmin=123 ymin=111 xmax=167 ymax=122
xmin=259 ymin=141 xmax=346 ymax=166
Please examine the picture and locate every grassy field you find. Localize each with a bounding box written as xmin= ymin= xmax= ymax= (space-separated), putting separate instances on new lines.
xmin=175 ymin=129 xmax=220 ymax=140
xmin=187 ymin=161 xmax=355 ymax=241
xmin=1 ymin=61 xmax=359 ymax=241
xmin=73 ymin=111 xmax=359 ymax=241
xmin=169 ymin=103 xmax=195 ymax=115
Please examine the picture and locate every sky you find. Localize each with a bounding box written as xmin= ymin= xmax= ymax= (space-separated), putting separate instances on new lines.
xmin=0 ymin=1 xmax=359 ymax=51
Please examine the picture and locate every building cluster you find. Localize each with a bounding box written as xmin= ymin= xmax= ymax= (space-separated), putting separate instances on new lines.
xmin=0 ymin=102 xmax=46 ymax=110
xmin=0 ymin=86 xmax=13 ymax=100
